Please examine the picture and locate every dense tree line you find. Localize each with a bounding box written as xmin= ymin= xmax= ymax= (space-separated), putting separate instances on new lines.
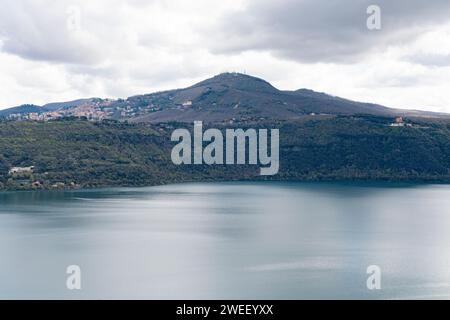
xmin=0 ymin=115 xmax=449 ymax=190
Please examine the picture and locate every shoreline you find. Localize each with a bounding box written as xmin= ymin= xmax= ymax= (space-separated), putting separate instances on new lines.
xmin=1 ymin=178 xmax=449 ymax=194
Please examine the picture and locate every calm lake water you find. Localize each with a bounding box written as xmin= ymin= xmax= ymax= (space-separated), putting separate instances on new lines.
xmin=1 ymin=181 xmax=450 ymax=299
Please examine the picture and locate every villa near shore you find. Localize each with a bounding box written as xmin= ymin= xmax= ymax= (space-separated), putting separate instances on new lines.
xmin=8 ymin=166 xmax=35 ymax=175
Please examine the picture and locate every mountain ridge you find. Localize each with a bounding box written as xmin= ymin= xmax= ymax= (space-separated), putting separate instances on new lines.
xmin=1 ymin=73 xmax=449 ymax=122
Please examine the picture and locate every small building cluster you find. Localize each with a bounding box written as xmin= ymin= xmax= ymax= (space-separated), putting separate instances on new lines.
xmin=390 ymin=117 xmax=412 ymax=127
xmin=9 ymin=166 xmax=35 ymax=175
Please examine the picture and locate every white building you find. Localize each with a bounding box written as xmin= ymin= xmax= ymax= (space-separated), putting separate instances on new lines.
xmin=182 ymin=101 xmax=193 ymax=107
xmin=9 ymin=166 xmax=35 ymax=175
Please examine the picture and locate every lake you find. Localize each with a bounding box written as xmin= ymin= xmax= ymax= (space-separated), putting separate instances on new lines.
xmin=1 ymin=181 xmax=450 ymax=299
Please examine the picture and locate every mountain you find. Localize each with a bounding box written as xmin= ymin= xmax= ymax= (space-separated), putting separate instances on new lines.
xmin=125 ymin=72 xmax=450 ymax=122
xmin=0 ymin=104 xmax=42 ymax=117
xmin=42 ymin=98 xmax=99 ymax=111
xmin=1 ymin=73 xmax=449 ymax=122
xmin=1 ymin=72 xmax=450 ymax=190
xmin=129 ymin=73 xmax=398 ymax=123
xmin=0 ymin=99 xmax=100 ymax=118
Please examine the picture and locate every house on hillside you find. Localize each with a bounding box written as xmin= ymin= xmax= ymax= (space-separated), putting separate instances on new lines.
xmin=390 ymin=117 xmax=405 ymax=127
xmin=9 ymin=166 xmax=35 ymax=175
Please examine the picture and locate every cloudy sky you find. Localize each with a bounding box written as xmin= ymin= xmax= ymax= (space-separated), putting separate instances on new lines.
xmin=1 ymin=0 xmax=450 ymax=112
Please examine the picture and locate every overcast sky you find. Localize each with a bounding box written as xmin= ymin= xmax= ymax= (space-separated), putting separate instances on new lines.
xmin=1 ymin=0 xmax=450 ymax=112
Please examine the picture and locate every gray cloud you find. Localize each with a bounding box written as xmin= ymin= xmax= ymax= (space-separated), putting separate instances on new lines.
xmin=206 ymin=0 xmax=450 ymax=63
xmin=1 ymin=0 xmax=450 ymax=113
xmin=405 ymin=53 xmax=450 ymax=67
xmin=0 ymin=0 xmax=112 ymax=64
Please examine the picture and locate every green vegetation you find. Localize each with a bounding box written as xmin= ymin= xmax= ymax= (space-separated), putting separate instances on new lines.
xmin=0 ymin=115 xmax=450 ymax=191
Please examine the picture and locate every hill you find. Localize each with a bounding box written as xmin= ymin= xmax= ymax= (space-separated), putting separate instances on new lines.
xmin=129 ymin=73 xmax=412 ymax=123
xmin=0 ymin=115 xmax=449 ymax=190
xmin=0 ymin=104 xmax=43 ymax=118
xmin=1 ymin=73 xmax=449 ymax=190
xmin=1 ymin=73 xmax=449 ymax=123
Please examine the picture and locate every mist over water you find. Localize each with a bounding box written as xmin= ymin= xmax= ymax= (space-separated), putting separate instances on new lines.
xmin=1 ymin=182 xmax=450 ymax=299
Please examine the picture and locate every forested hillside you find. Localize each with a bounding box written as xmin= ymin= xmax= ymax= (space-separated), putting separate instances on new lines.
xmin=1 ymin=115 xmax=449 ymax=190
